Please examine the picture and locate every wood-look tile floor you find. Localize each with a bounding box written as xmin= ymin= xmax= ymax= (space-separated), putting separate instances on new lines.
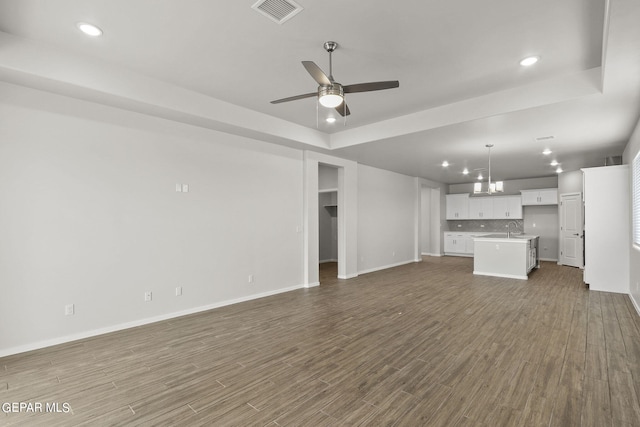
xmin=2 ymin=256 xmax=640 ymax=426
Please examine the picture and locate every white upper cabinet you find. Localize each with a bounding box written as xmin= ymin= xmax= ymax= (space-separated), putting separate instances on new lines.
xmin=520 ymin=188 xmax=558 ymax=206
xmin=468 ymin=197 xmax=494 ymax=219
xmin=492 ymin=195 xmax=523 ymax=219
xmin=447 ymin=193 xmax=524 ymax=220
xmin=446 ymin=194 xmax=469 ymax=219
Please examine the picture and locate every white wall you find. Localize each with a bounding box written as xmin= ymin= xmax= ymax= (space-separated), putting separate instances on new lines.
xmin=0 ymin=83 xmax=306 ymax=355
xmin=523 ymin=206 xmax=559 ymax=261
xmin=0 ymin=83 xmax=440 ymax=356
xmin=623 ymin=116 xmax=640 ymax=313
xmin=358 ymin=164 xmax=417 ymax=273
xmin=558 ymin=170 xmax=583 ymax=195
xmin=319 ymin=164 xmax=339 ymax=190
xmin=421 ymin=186 xmax=431 ymax=254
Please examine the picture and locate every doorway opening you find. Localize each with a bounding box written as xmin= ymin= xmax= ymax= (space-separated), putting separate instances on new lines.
xmin=319 ymin=164 xmax=339 ymax=282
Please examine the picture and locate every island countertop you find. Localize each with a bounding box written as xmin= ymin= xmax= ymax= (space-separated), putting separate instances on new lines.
xmin=473 ymin=233 xmax=539 ymax=243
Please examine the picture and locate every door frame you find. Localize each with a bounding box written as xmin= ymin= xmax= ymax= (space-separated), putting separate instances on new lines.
xmin=303 ymin=151 xmax=358 ymax=286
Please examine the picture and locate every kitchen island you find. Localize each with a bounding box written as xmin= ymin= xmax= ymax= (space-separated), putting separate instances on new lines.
xmin=473 ymin=234 xmax=539 ymax=280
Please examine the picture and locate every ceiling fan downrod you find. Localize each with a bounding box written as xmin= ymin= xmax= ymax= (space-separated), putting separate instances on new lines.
xmin=324 ymin=41 xmax=338 ymax=82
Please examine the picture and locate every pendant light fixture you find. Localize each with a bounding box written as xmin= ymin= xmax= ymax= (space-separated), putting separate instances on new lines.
xmin=474 ymin=144 xmax=504 ymax=195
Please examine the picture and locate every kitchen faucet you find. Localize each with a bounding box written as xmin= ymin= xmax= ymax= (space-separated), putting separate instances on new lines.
xmin=507 ymin=221 xmax=518 ymax=238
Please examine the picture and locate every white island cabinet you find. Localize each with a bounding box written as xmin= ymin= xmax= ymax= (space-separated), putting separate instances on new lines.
xmin=473 ymin=234 xmax=539 ymax=280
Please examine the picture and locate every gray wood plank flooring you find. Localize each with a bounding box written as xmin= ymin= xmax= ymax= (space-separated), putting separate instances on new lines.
xmin=2 ymin=256 xmax=640 ymax=426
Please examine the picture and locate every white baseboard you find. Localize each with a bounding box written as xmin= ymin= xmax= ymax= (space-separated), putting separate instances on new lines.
xmin=422 ymin=253 xmax=443 ymax=257
xmin=319 ymin=259 xmax=338 ymax=264
xmin=304 ymin=281 xmax=320 ymax=288
xmin=338 ymin=273 xmax=359 ymax=279
xmin=359 ymin=259 xmax=417 ymax=275
xmin=0 ymin=284 xmax=306 ymax=358
xmin=473 ymin=271 xmax=528 ymax=280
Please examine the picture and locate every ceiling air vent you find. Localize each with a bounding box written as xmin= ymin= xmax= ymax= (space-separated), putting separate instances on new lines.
xmin=535 ymin=135 xmax=555 ymax=142
xmin=252 ymin=0 xmax=303 ymax=24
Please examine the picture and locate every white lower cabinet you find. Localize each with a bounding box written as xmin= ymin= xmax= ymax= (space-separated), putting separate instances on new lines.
xmin=444 ymin=232 xmax=487 ymax=256
xmin=444 ymin=233 xmax=467 ymax=254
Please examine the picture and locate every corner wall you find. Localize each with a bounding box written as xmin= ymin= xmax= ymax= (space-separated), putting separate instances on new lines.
xmin=357 ymin=165 xmax=417 ymax=273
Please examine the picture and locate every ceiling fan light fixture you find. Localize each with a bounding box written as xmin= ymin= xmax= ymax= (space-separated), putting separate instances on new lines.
xmin=318 ymin=86 xmax=344 ymax=108
xmin=520 ymin=56 xmax=540 ymax=67
xmin=77 ymin=22 xmax=102 ymax=36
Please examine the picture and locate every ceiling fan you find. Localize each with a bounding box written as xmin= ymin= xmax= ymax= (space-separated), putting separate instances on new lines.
xmin=270 ymin=41 xmax=399 ymax=117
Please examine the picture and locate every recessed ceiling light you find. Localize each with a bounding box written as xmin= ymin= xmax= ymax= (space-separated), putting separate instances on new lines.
xmin=542 ymin=149 xmax=552 ymax=155
xmin=550 ymin=160 xmax=558 ymax=166
xmin=442 ymin=161 xmax=449 ymax=167
xmin=520 ymin=56 xmax=539 ymax=66
xmin=556 ymin=167 xmax=563 ymax=174
xmin=325 ymin=117 xmax=336 ymax=124
xmin=77 ymin=22 xmax=103 ymax=37
xmin=462 ymin=168 xmax=469 ymax=175
xmin=477 ymin=173 xmax=483 ymax=180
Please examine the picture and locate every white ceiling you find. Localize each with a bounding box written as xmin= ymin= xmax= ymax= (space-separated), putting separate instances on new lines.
xmin=0 ymin=0 xmax=639 ymax=184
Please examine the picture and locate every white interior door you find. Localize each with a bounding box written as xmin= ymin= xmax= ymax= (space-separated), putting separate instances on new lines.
xmin=559 ymin=192 xmax=583 ymax=267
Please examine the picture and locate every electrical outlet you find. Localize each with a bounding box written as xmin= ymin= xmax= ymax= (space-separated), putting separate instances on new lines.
xmin=182 ymin=184 xmax=189 ymax=193
xmin=248 ymin=274 xmax=254 ymax=284
xmin=65 ymin=304 xmax=74 ymax=316
xmin=176 ymin=286 xmax=182 ymax=296
xmin=144 ymin=291 xmax=152 ymax=302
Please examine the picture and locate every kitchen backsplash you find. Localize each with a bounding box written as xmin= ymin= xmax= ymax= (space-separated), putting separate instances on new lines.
xmin=447 ymin=219 xmax=524 ymax=233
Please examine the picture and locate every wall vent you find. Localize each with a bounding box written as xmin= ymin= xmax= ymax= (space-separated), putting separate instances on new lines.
xmin=604 ymin=156 xmax=622 ymax=166
xmin=252 ymin=0 xmax=303 ymax=24
xmin=535 ymin=135 xmax=555 ymax=142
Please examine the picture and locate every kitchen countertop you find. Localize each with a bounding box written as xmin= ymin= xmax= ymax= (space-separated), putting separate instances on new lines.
xmin=473 ymin=234 xmax=539 ymax=242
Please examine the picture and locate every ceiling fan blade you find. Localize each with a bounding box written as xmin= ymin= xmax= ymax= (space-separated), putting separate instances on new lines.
xmin=270 ymin=92 xmax=317 ymax=104
xmin=343 ymin=81 xmax=399 ymax=93
xmin=302 ymin=61 xmax=332 ymax=85
xmin=335 ymin=103 xmax=351 ymax=117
